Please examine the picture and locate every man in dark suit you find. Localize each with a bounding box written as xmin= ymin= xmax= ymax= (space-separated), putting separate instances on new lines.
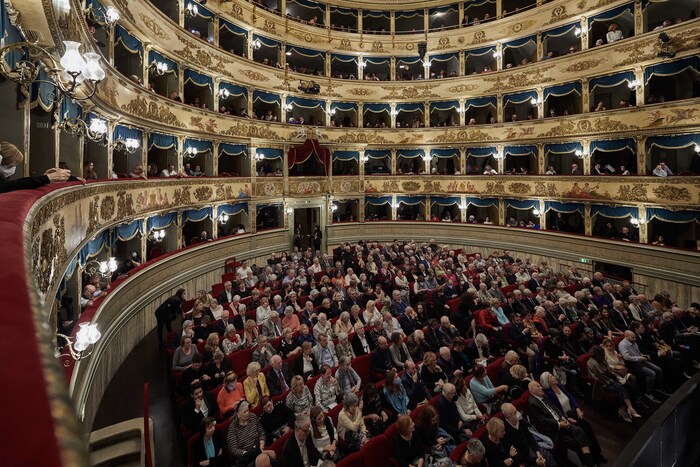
xmin=527 ymin=273 xmax=543 ymax=293
xmin=217 ymin=281 xmax=234 ymax=305
xmin=526 ymin=381 xmax=596 ymax=467
xmin=282 ymin=413 xmax=324 ymax=467
xmin=370 ymin=336 xmax=394 ymax=378
xmin=435 ymin=383 xmax=469 ymax=442
xmin=182 ymin=382 xmax=219 ymax=433
xmin=351 ymin=323 xmax=374 ymax=357
xmin=266 ymin=355 xmax=292 ymax=396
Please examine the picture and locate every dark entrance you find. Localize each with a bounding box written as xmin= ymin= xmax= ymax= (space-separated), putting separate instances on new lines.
xmin=293 ymin=207 xmax=321 ymax=252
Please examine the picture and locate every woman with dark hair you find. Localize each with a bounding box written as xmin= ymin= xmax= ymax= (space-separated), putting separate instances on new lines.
xmin=420 ymin=351 xmax=448 ymax=394
xmin=383 ymin=370 xmax=409 ymax=415
xmin=362 ymin=383 xmax=389 ymax=436
xmin=259 ymin=396 xmax=294 ymax=443
xmin=192 ymin=417 xmax=226 ymax=466
xmin=309 ymin=405 xmax=338 ymax=460
xmin=587 ymin=345 xmax=641 ymax=422
xmin=414 ymin=404 xmax=455 ymax=458
xmin=155 ymin=288 xmax=186 ymax=347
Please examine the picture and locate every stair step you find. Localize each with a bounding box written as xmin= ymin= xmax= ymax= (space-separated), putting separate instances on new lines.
xmin=89 ymin=437 xmax=142 ymax=466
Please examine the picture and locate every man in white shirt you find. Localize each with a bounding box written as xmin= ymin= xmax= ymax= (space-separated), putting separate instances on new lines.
xmin=652 ymin=162 xmax=673 ymax=177
xmin=313 ymin=334 xmax=338 ymax=367
xmin=160 ymin=164 xmax=177 ymax=177
xmin=618 ymin=330 xmax=665 ymax=403
xmin=235 ymin=260 xmax=253 ymax=278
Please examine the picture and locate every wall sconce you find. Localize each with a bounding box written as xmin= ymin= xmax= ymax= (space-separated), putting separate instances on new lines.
xmin=630 ymin=217 xmax=646 ymax=227
xmin=57 ymin=322 xmax=102 ymax=362
xmin=360 ymin=155 xmax=369 ymax=163
xmin=493 ymin=151 xmax=504 ymax=160
xmin=627 ymin=79 xmax=641 ymax=90
xmin=285 ymin=103 xmax=293 ymax=111
xmin=218 ymin=87 xmax=230 ymax=99
xmin=574 ymin=149 xmax=589 ymax=159
xmin=532 ymin=208 xmax=542 ymax=217
xmin=421 ymin=154 xmax=432 ymax=163
xmin=149 ymin=60 xmax=169 ymax=76
xmin=331 ymin=204 xmax=338 ymax=212
xmin=574 ymin=27 xmax=582 ymax=37
xmin=359 ymin=60 xmax=366 ymax=68
xmin=85 ymin=257 xmax=118 ymax=278
xmin=254 ymin=152 xmax=265 ymax=161
xmin=252 ymin=39 xmax=262 ymax=50
xmin=492 ymin=50 xmax=501 ymax=59
xmin=59 ymin=115 xmax=109 ymax=143
xmin=104 ymin=6 xmax=120 ymax=24
xmin=391 ymin=202 xmax=400 ymax=209
xmin=185 ymin=2 xmax=199 ymax=17
xmin=183 ymin=146 xmax=198 ymax=159
xmin=218 ymin=213 xmax=230 ymax=224
xmin=328 ymin=108 xmax=336 ymax=116
xmin=530 ymin=97 xmax=538 ymax=106
xmin=148 ymin=229 xmax=166 ymax=242
xmin=694 ymin=144 xmax=700 ymax=154
xmin=422 ymin=59 xmax=432 ymax=67
xmin=286 ymin=207 xmax=293 ymax=214
xmin=390 ymin=109 xmax=398 ymax=117
xmin=114 ymin=137 xmax=140 ymax=154
xmin=457 ymin=106 xmax=465 ymax=114
xmin=0 ymin=41 xmax=105 ymax=104
xmin=285 ymin=50 xmax=292 ymax=56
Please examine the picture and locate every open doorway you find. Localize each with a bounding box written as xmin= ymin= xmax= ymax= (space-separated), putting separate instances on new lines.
xmin=293 ymin=207 xmax=321 ymax=252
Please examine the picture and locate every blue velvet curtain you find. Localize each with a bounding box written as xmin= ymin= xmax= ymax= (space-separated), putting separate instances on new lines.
xmin=365 ymin=196 xmax=392 ymax=205
xmin=646 ymin=208 xmax=700 ymax=223
xmin=114 ymin=125 xmax=142 ymax=143
xmin=542 ymin=22 xmax=579 ymax=40
xmin=544 ymin=82 xmax=582 ymax=100
xmin=331 ymin=54 xmax=358 ymax=64
xmin=397 ymin=196 xmax=425 ymax=205
xmin=115 ymin=24 xmax=143 ymax=56
xmin=430 ymin=100 xmax=460 ymax=112
xmin=646 ymin=134 xmax=700 ymax=151
xmin=590 ymin=138 xmax=636 ymax=153
xmin=185 ymin=0 xmax=215 ymax=18
xmin=363 ymin=103 xmax=391 ymax=113
xmin=59 ymin=97 xmax=82 ymax=123
xmin=431 ymin=148 xmax=460 ymax=158
xmin=330 ymin=102 xmax=358 ymax=113
xmin=503 ymin=90 xmax=538 ymax=107
xmin=332 ymin=150 xmax=359 ymax=161
xmin=544 ymin=201 xmax=583 ymax=214
xmin=467 ymin=147 xmax=497 ymax=157
xmin=184 ymin=138 xmax=213 ymax=153
xmin=257 ymin=148 xmax=284 ymax=160
xmin=396 ymin=102 xmax=424 ymax=113
xmin=397 ymin=149 xmax=425 ymax=158
xmin=253 ymin=90 xmax=281 ymax=105
xmin=252 ymin=34 xmax=280 ymax=49
xmin=219 ymin=203 xmax=249 ymax=216
xmin=219 ymin=143 xmax=247 ymax=156
xmin=465 ymin=96 xmax=497 ymax=110
xmin=503 ymin=36 xmax=536 ymax=51
xmin=148 ymin=133 xmax=178 ymax=150
xmin=116 ymin=220 xmax=144 ymax=241
xmin=184 ymin=69 xmax=213 ymax=91
xmin=466 ymin=197 xmax=498 ymax=207
xmin=286 ymin=45 xmax=325 ymax=59
xmin=644 ymin=56 xmax=700 ymax=83
xmin=220 ymin=18 xmax=247 ymax=36
xmin=506 ymin=199 xmax=539 ymax=210
xmin=589 ymin=71 xmax=635 ymax=92
xmin=183 ymin=207 xmax=213 ymax=223
xmin=365 ymin=150 xmax=390 ymax=159
xmin=590 ymin=205 xmax=638 ymax=218
xmin=147 ymin=212 xmax=178 ymax=231
xmin=545 ymin=142 xmax=582 ymax=156
xmin=219 ymin=82 xmax=248 ymax=98
xmin=148 ymin=50 xmax=177 ymax=75
xmin=588 ymin=3 xmax=634 ymax=28
xmin=286 ymin=95 xmax=326 ymax=110
xmin=431 ymin=196 xmax=461 ymax=207
xmin=78 ymin=231 xmax=111 ymax=267
xmin=504 ymin=145 xmax=537 ymax=157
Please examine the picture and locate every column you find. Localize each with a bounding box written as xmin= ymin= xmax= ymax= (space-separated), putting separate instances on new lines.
xmin=496 ymin=0 xmax=503 ymax=17
xmin=213 ymin=16 xmax=220 ymax=46
xmin=496 ymin=93 xmax=503 ymax=123
xmin=497 ymin=198 xmax=505 ymax=226
xmin=212 ymin=141 xmax=220 ymax=176
xmin=178 ymin=0 xmax=185 ymax=27
xmin=584 ymin=203 xmax=592 ymax=236
xmin=108 ymin=23 xmax=115 ymax=65
xmin=579 ymin=19 xmax=588 ymax=51
xmin=633 ymin=0 xmax=643 ymax=36
xmin=359 ymin=150 xmax=366 ymax=179
xmin=495 ymin=43 xmax=503 ymax=70
xmin=247 ymin=87 xmax=254 ymax=117
xmin=460 ymin=195 xmax=467 ymax=223
xmin=496 ymin=144 xmax=505 ymax=174
xmin=176 ymin=136 xmax=184 ymax=172
xmin=536 ymin=32 xmax=543 ymax=62
xmin=458 ymin=51 xmax=465 ymax=76
xmin=582 ymin=78 xmax=589 ymax=113
xmin=538 ymin=199 xmax=547 ymax=230
xmin=423 ymin=102 xmax=430 ymax=127
xmin=176 ymin=212 xmax=184 ymax=249
xmin=359 ymin=196 xmax=365 ymax=223
xmin=325 ymin=5 xmax=331 ymax=28
xmin=536 ymin=88 xmax=544 ymax=118
xmin=280 ymin=0 xmax=287 ymax=16
xmin=390 ymin=11 xmax=395 ymax=34
xmin=390 ymin=57 xmax=396 ymax=81
xmin=326 ymin=99 xmax=332 ymax=126
xmin=213 ymin=79 xmax=220 ymax=112
xmin=424 ymin=9 xmax=429 ymax=32
xmin=582 ymin=140 xmax=591 ymax=175
xmin=390 ymin=103 xmax=396 ymax=128
xmin=634 ymin=68 xmax=644 ymax=106
xmin=178 ymin=64 xmax=184 ymax=102
xmin=391 ymin=194 xmax=397 ymax=221
xmin=459 ymin=100 xmax=466 ymax=125
xmin=459 ymin=148 xmax=466 ymax=174
xmin=106 ymin=120 xmax=114 ymax=179
xmin=281 ymin=94 xmax=288 ymax=123
xmin=283 ymin=145 xmax=289 ymax=195
xmin=537 ymin=143 xmax=545 ymax=175
xmin=247 ymin=31 xmax=254 ymax=60
xmin=358 ymin=55 xmax=364 ymax=80
xmin=638 ymin=206 xmax=648 ymax=243
xmin=325 ymin=52 xmax=331 ymax=77
xmin=458 ymin=3 xmax=464 ymax=25
xmin=390 ymin=149 xmax=397 ymax=174
xmin=142 ymin=44 xmax=151 ymax=87
xmin=212 ymin=206 xmax=219 ymax=240
xmin=281 ymin=43 xmax=287 ymax=69
xmin=636 ymin=136 xmax=647 ymax=175
xmin=251 ymin=204 xmax=257 ymax=233
xmin=357 ymin=10 xmax=363 ymax=33
xmin=358 ymin=102 xmax=364 ymax=128
xmin=142 ymin=131 xmax=149 ymax=178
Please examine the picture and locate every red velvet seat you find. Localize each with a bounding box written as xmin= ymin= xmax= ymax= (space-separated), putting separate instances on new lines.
xmin=337 ymin=451 xmax=363 ymax=467
xmin=485 ymin=357 xmax=505 ymax=385
xmin=269 ymin=431 xmax=292 ymax=460
xmin=451 ymin=440 xmax=469 ymax=462
xmin=327 ymin=402 xmax=343 ymax=425
xmin=229 ymin=347 xmax=255 ymax=377
xmin=361 ymin=434 xmax=392 ymax=467
xmin=351 ymin=354 xmax=372 ymax=383
xmin=211 ymin=283 xmax=225 ymax=299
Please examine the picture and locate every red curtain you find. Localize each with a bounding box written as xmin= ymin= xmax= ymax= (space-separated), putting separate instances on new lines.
xmin=288 ymin=139 xmax=331 ymax=175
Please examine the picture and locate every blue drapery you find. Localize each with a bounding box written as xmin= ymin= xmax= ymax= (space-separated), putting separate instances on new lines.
xmin=289 ymin=0 xmax=325 ymax=12
xmin=183 ymin=207 xmax=213 ymax=223
xmin=252 ymin=34 xmax=280 ymax=49
xmin=333 ymin=150 xmax=359 ymax=161
xmin=396 ymin=102 xmax=424 ymax=113
xmin=115 ymin=220 xmax=144 ymax=241
xmin=286 ymin=95 xmax=326 ymax=110
xmin=30 ymin=68 xmax=55 ymax=112
xmin=431 ymin=196 xmax=462 ymax=207
xmin=219 ymin=82 xmax=248 ymax=98
xmin=644 ymin=56 xmax=700 ymax=83
xmin=466 ymin=197 xmax=498 ymax=207
xmin=330 ymin=6 xmax=357 ymax=16
xmin=59 ymin=97 xmax=82 ymax=123
xmin=219 ymin=143 xmax=247 ymax=156
xmin=397 ymin=196 xmax=425 ymax=205
xmin=364 ymin=10 xmax=390 ymax=19
xmin=84 ymin=0 xmax=107 ymax=24
xmin=430 ymin=100 xmax=460 ymax=112
xmin=504 ymin=145 xmax=537 ymax=157
xmin=114 ymin=125 xmax=142 ymax=143
xmin=220 ymin=18 xmax=247 ymax=36
xmin=185 ymin=0 xmax=215 ymax=18
xmin=591 ymin=205 xmax=638 ymax=218
xmin=219 ymin=203 xmax=248 ymax=216
xmin=257 ymin=148 xmax=283 ymax=160
xmin=286 ymin=45 xmax=325 ymax=59
xmin=253 ymin=90 xmax=281 ymax=105
xmin=114 ymin=24 xmax=142 ymax=56
xmin=184 ymin=69 xmax=213 ymax=91
xmin=589 ymin=3 xmax=634 ymax=28
xmin=78 ymin=231 xmax=111 ymax=267
xmin=503 ymin=36 xmax=536 ymax=51
xmin=330 ymin=102 xmax=358 ymax=113
xmin=545 ymin=201 xmax=583 ymax=214
xmin=363 ymin=103 xmax=390 ymax=113
xmin=2 ymin=12 xmax=24 ymax=69
xmin=331 ymin=53 xmax=358 ymax=64
xmin=397 ymin=149 xmax=425 ymax=158
xmin=545 ymin=142 xmax=582 ymax=156
xmin=506 ymin=199 xmax=539 ymax=210
xmin=148 ymin=133 xmax=177 ymax=150
xmin=431 ymin=148 xmax=460 ymax=158
xmin=464 ymin=0 xmax=496 ymax=8
xmin=465 ymin=96 xmax=496 ymax=110
xmin=542 ymin=23 xmax=580 ymax=40
xmin=364 ymin=56 xmax=391 ymax=65
xmin=646 ymin=208 xmax=700 ymax=223
xmin=589 ymin=71 xmax=635 ymax=91
xmin=147 ymin=213 xmax=178 ymax=231
xmin=544 ymin=82 xmax=582 ymax=100
xmin=148 ymin=50 xmax=177 ymax=75
xmin=365 ymin=149 xmax=390 ymax=159
xmin=646 ymin=134 xmax=700 ymax=151
xmin=465 ymin=46 xmax=496 ymax=59
xmin=396 ymin=10 xmax=423 ymax=19
xmin=396 ymin=56 xmax=423 ymax=66
xmin=503 ymin=90 xmax=537 ymax=107
xmin=365 ymin=196 xmax=393 ymax=206
xmin=590 ymin=138 xmax=636 ymax=153
xmin=642 ymin=0 xmax=669 ymax=9
xmin=184 ymin=138 xmax=213 ymax=154
xmin=430 ymin=52 xmax=458 ymax=63
xmin=467 ymin=146 xmax=497 ymax=157
xmin=430 ymin=5 xmax=459 ymax=15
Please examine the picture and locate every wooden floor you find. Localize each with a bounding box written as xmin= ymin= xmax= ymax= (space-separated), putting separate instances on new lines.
xmin=94 ymin=335 xmax=646 ymax=467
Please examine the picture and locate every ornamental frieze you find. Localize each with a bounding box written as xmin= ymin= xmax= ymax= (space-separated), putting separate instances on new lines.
xmin=120 ymin=97 xmax=185 ymax=128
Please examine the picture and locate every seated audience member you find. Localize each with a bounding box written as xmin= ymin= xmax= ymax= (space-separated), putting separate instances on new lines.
xmin=252 ymin=335 xmax=277 ymax=368
xmin=436 ymin=382 xmax=471 ymax=442
xmin=362 ymin=383 xmax=389 ymax=436
xmin=193 ymin=417 xmax=226 ymax=467
xmin=336 ymin=355 xmax=362 ymax=394
xmin=286 ymin=375 xmax=314 ymax=416
xmin=401 ymin=360 xmax=431 ymax=408
xmin=207 ymin=349 xmax=231 ymax=389
xmin=421 ymin=351 xmax=448 ymax=394
xmin=337 ymin=392 xmax=368 ymax=453
xmin=309 ymin=405 xmax=338 ymax=461
xmin=371 ymin=336 xmax=395 ymax=377
xmin=180 ymin=353 xmax=211 ymax=394
xmin=453 ymin=376 xmax=485 ymax=431
xmin=460 ymin=438 xmax=488 ymax=466
xmin=243 ymin=362 xmax=270 ymax=409
xmin=282 ymin=413 xmax=323 ymax=467
xmin=469 ymin=364 xmax=508 ymax=411
xmin=394 ymin=414 xmax=425 ymax=467
xmin=183 ymin=381 xmax=220 ymax=434
xmin=606 ymin=23 xmax=624 ymax=43
xmin=527 ymin=381 xmax=600 ymax=467
xmin=278 ymin=326 xmax=301 ymax=358
xmin=587 ymin=345 xmax=641 ymax=422
xmin=226 ymin=401 xmax=274 ymax=467
xmin=266 ymin=355 xmax=292 ymax=396
xmin=314 ymin=364 xmax=340 ymax=410
xmin=383 ymin=369 xmax=410 ymax=415
xmin=483 ymin=418 xmax=530 ymax=467
xmin=218 ymin=371 xmax=246 ymax=417
xmin=501 ymin=402 xmax=556 ymax=466
xmin=173 ymin=336 xmax=199 ymax=371
xmin=619 ymin=330 xmax=668 ymax=402
xmin=294 ymin=341 xmax=319 ymax=380
xmin=389 ymin=331 xmax=413 ymax=370
xmin=259 ymin=397 xmax=294 ymax=443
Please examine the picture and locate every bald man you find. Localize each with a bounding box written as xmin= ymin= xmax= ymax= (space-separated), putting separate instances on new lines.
xmin=618 ymin=330 xmax=666 ymax=402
